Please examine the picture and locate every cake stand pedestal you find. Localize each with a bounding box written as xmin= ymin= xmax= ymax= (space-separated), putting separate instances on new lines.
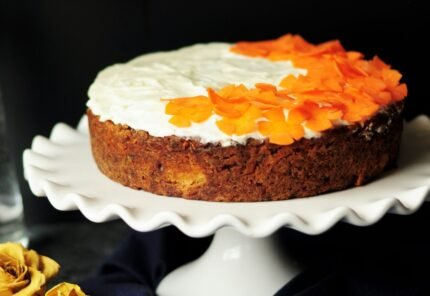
xmin=157 ymin=227 xmax=300 ymax=296
xmin=23 ymin=116 xmax=430 ymax=296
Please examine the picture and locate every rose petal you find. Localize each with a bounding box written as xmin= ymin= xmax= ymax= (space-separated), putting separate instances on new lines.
xmin=0 ymin=243 xmax=25 ymax=264
xmin=46 ymin=282 xmax=86 ymax=296
xmin=39 ymin=255 xmax=60 ymax=281
xmin=0 ymin=288 xmax=13 ymax=296
xmin=13 ymin=267 xmax=46 ymax=296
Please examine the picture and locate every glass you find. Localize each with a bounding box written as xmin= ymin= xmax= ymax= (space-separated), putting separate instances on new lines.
xmin=0 ymin=90 xmax=27 ymax=245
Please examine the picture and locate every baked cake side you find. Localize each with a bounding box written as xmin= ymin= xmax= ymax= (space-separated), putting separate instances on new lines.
xmin=88 ymin=102 xmax=402 ymax=202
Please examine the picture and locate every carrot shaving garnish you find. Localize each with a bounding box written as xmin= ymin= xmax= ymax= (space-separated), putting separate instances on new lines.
xmin=347 ymin=51 xmax=363 ymax=61
xmin=257 ymin=120 xmax=304 ymax=144
xmin=169 ymin=115 xmax=191 ymax=127
xmin=216 ymin=119 xmax=236 ymax=135
xmin=306 ymin=119 xmax=333 ymax=132
xmin=391 ymin=83 xmax=408 ymax=101
xmin=268 ymin=133 xmax=295 ymax=145
xmin=216 ymin=105 xmax=261 ymax=136
xmin=255 ymin=83 xmax=277 ymax=92
xmin=163 ymin=34 xmax=407 ymax=145
xmin=165 ymin=96 xmax=212 ymax=125
xmin=263 ymin=108 xmax=285 ymax=121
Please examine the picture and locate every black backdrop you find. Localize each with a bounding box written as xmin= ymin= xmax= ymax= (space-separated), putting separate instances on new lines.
xmin=0 ymin=1 xmax=429 ymax=226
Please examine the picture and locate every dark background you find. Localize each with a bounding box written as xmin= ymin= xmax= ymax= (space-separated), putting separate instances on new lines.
xmin=1 ymin=2 xmax=430 ymax=293
xmin=0 ymin=1 xmax=429 ymax=230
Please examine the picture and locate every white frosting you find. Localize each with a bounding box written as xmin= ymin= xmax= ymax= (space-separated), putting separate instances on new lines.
xmin=87 ymin=43 xmax=312 ymax=146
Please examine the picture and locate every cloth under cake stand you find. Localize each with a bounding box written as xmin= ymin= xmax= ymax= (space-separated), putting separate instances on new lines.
xmin=23 ymin=116 xmax=430 ymax=296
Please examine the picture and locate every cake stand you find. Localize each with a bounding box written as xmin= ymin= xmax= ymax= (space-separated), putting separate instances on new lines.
xmin=23 ymin=116 xmax=430 ymax=296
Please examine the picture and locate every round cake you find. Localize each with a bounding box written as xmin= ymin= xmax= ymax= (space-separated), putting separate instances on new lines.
xmin=86 ymin=34 xmax=407 ymax=202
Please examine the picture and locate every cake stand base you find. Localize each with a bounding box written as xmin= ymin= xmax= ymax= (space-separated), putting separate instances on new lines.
xmin=156 ymin=227 xmax=301 ymax=296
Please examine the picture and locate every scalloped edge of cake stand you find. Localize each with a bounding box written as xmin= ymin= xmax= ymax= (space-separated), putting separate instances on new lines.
xmin=23 ymin=115 xmax=430 ymax=237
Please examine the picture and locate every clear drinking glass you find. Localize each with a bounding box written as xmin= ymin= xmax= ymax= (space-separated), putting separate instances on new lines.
xmin=0 ymin=90 xmax=27 ymax=245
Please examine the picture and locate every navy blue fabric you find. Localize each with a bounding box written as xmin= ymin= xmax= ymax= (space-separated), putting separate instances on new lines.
xmin=81 ymin=224 xmax=430 ymax=296
xmin=80 ymin=227 xmax=211 ymax=296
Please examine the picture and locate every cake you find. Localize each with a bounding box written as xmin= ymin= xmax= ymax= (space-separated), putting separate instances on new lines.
xmin=86 ymin=34 xmax=407 ymax=202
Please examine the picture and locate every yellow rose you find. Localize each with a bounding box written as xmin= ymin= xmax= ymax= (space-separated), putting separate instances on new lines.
xmin=0 ymin=242 xmax=60 ymax=296
xmin=45 ymin=283 xmax=86 ymax=296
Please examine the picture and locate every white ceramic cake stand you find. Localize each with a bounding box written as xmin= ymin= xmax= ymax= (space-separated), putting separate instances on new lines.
xmin=23 ymin=116 xmax=430 ymax=296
